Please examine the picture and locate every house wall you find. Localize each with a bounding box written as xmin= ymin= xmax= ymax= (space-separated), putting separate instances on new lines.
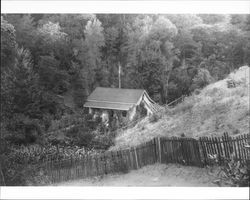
xmin=128 ymin=106 xmax=137 ymax=121
xmin=143 ymin=103 xmax=153 ymax=115
xmin=142 ymin=94 xmax=154 ymax=115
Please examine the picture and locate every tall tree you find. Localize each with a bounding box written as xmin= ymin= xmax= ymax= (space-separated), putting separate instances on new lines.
xmin=77 ymin=17 xmax=105 ymax=94
xmin=4 ymin=14 xmax=36 ymax=50
xmin=126 ymin=15 xmax=178 ymax=103
xmin=1 ymin=17 xmax=17 ymax=126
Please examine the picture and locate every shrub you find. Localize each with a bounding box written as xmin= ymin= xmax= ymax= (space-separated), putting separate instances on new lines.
xmin=149 ymin=113 xmax=162 ymax=123
xmin=208 ymin=154 xmax=249 ymax=187
xmin=227 ymin=78 xmax=236 ymax=88
xmin=180 ymin=133 xmax=186 ymax=137
xmin=77 ymin=131 xmax=95 ymax=147
xmin=219 ymin=158 xmax=249 ymax=187
xmin=0 ymin=143 xmax=48 ymax=186
xmin=65 ymin=125 xmax=94 ymax=148
xmin=91 ymin=133 xmax=115 ymax=150
xmin=194 ymin=89 xmax=201 ymax=95
xmin=191 ymin=68 xmax=214 ymax=91
xmin=4 ymin=115 xmax=43 ymax=145
xmin=85 ymin=113 xmax=93 ymax=121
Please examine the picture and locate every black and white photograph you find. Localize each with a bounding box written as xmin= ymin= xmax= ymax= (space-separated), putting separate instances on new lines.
xmin=0 ymin=0 xmax=249 ymax=199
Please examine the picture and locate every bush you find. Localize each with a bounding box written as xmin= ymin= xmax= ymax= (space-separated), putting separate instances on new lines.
xmin=64 ymin=124 xmax=115 ymax=150
xmin=194 ymin=89 xmax=201 ymax=95
xmin=0 ymin=140 xmax=92 ymax=185
xmin=208 ymin=154 xmax=249 ymax=187
xmin=77 ymin=131 xmax=95 ymax=147
xmin=4 ymin=115 xmax=43 ymax=145
xmin=191 ymin=68 xmax=214 ymax=91
xmin=65 ymin=125 xmax=94 ymax=148
xmin=219 ymin=159 xmax=249 ymax=187
xmin=227 ymin=78 xmax=236 ymax=88
xmin=149 ymin=113 xmax=162 ymax=123
xmin=91 ymin=133 xmax=115 ymax=150
xmin=0 ymin=143 xmax=48 ymax=186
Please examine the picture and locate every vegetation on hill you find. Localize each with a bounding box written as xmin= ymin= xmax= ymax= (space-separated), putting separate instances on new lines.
xmin=111 ymin=66 xmax=249 ymax=150
xmin=1 ymin=14 xmax=250 ymax=147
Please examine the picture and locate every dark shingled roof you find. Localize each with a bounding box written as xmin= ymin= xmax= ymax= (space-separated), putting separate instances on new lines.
xmin=84 ymin=87 xmax=145 ymax=110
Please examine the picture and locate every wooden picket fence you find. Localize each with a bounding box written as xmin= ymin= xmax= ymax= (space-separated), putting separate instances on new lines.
xmin=159 ymin=137 xmax=203 ymax=167
xmin=199 ymin=132 xmax=249 ymax=165
xmin=41 ymin=133 xmax=249 ymax=184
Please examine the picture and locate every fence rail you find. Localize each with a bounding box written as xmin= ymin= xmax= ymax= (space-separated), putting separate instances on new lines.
xmin=40 ymin=133 xmax=249 ymax=184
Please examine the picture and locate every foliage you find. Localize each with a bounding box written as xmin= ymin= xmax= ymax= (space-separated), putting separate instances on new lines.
xmin=4 ymin=14 xmax=37 ymax=50
xmin=219 ymin=159 xmax=249 ymax=187
xmin=191 ymin=68 xmax=214 ymax=91
xmin=91 ymin=133 xmax=115 ymax=150
xmin=171 ymin=95 xmax=194 ymax=114
xmin=149 ymin=112 xmax=162 ymax=123
xmin=1 ymin=14 xmax=250 ymax=148
xmin=1 ymin=17 xmax=17 ymax=70
xmin=207 ymin=154 xmax=250 ymax=187
xmin=0 ymin=141 xmax=95 ymax=185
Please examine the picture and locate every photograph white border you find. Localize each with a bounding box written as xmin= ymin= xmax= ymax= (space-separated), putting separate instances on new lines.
xmin=2 ymin=0 xmax=250 ymax=14
xmin=1 ymin=0 xmax=250 ymax=199
xmin=1 ymin=187 xmax=250 ymax=199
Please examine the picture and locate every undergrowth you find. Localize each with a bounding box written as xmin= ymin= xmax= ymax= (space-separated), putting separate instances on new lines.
xmin=206 ymin=154 xmax=249 ymax=187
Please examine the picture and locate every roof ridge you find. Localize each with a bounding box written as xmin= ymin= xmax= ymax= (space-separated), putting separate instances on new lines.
xmin=87 ymin=99 xmax=135 ymax=105
xmin=96 ymin=86 xmax=145 ymax=91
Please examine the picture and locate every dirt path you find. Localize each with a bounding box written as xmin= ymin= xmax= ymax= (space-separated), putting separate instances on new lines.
xmin=55 ymin=164 xmax=220 ymax=186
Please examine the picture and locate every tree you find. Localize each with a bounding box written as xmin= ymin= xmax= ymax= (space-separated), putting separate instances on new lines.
xmin=125 ymin=15 xmax=178 ymax=103
xmin=166 ymin=15 xmax=203 ymax=67
xmin=77 ymin=18 xmax=105 ymax=94
xmin=191 ymin=68 xmax=214 ymax=91
xmin=198 ymin=14 xmax=228 ymax=24
xmin=1 ymin=17 xmax=16 ymax=72
xmin=1 ymin=46 xmax=46 ymax=143
xmin=4 ymin=14 xmax=36 ymax=50
xmin=1 ymin=17 xmax=17 ymax=126
xmin=38 ymin=55 xmax=70 ymax=94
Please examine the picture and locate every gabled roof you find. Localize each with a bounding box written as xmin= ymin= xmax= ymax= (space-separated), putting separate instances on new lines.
xmin=84 ymin=87 xmax=145 ymax=111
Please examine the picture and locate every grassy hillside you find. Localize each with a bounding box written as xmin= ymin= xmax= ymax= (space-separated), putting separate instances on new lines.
xmin=111 ymin=66 xmax=249 ymax=150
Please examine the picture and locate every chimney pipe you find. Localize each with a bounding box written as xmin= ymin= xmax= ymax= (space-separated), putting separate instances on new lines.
xmin=118 ymin=62 xmax=121 ymax=88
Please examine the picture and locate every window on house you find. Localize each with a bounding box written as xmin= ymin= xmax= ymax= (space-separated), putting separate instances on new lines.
xmin=122 ymin=111 xmax=127 ymax=117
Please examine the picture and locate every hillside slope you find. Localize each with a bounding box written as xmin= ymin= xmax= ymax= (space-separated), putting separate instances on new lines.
xmin=111 ymin=66 xmax=249 ymax=150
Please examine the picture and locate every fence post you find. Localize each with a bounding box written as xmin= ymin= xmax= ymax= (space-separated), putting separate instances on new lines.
xmin=134 ymin=147 xmax=139 ymax=169
xmin=158 ymin=137 xmax=162 ymax=163
xmin=195 ymin=139 xmax=203 ymax=167
xmin=0 ymin=163 xmax=5 ymax=186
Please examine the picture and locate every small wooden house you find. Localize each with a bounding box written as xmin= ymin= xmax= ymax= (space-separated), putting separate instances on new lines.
xmin=84 ymin=87 xmax=162 ymax=124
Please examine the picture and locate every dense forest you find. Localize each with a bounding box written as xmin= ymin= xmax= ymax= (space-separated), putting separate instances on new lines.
xmin=1 ymin=14 xmax=250 ymax=144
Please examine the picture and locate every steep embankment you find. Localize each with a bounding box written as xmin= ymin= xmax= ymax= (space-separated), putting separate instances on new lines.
xmin=111 ymin=66 xmax=249 ymax=150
